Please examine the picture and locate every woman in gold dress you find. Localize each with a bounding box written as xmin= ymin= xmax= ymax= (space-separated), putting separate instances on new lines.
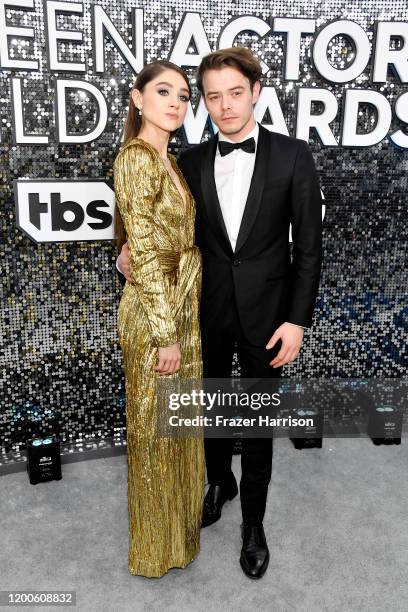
xmin=113 ymin=61 xmax=205 ymax=578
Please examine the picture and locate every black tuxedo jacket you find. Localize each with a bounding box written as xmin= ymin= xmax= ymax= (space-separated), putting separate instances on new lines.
xmin=177 ymin=123 xmax=323 ymax=346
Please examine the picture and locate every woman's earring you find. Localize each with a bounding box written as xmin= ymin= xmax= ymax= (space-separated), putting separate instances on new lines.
xmin=138 ymin=108 xmax=142 ymax=116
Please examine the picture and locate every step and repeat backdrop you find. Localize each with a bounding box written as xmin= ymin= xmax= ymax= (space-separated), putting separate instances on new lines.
xmin=1 ymin=0 xmax=407 ymax=465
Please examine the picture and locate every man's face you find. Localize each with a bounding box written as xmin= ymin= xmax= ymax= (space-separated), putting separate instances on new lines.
xmin=202 ymin=66 xmax=260 ymax=138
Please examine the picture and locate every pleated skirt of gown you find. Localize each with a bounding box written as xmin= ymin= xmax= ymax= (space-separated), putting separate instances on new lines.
xmin=118 ymin=277 xmax=205 ymax=578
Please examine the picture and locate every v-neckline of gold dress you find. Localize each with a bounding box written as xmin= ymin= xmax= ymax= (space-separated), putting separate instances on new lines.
xmin=160 ymin=155 xmax=189 ymax=211
xmin=132 ymin=137 xmax=190 ymax=212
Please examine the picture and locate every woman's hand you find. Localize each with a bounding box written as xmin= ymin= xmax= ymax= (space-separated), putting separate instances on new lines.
xmin=155 ymin=342 xmax=181 ymax=375
xmin=118 ymin=241 xmax=133 ymax=283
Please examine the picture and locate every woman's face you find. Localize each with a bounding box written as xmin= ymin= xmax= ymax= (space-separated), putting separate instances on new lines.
xmin=132 ymin=69 xmax=190 ymax=134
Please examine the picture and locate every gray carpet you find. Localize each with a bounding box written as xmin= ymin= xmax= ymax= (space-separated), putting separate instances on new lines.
xmin=1 ymin=437 xmax=407 ymax=612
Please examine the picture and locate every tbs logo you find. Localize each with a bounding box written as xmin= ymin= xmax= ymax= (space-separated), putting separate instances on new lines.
xmin=14 ymin=179 xmax=115 ymax=243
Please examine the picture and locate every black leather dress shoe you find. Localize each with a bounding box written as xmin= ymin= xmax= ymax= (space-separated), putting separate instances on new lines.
xmin=201 ymin=478 xmax=238 ymax=528
xmin=239 ymin=524 xmax=270 ymax=579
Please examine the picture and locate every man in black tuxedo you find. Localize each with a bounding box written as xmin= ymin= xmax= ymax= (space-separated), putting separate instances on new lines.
xmin=117 ymin=47 xmax=322 ymax=579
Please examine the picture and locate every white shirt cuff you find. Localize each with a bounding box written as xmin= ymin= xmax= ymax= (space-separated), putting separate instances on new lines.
xmin=285 ymin=321 xmax=307 ymax=330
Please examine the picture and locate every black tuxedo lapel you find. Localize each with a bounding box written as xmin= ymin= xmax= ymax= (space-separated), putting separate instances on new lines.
xmin=200 ymin=134 xmax=234 ymax=256
xmin=234 ymin=124 xmax=271 ymax=255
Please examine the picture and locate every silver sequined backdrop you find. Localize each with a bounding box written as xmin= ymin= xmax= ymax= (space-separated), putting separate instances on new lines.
xmin=1 ymin=1 xmax=407 ymax=465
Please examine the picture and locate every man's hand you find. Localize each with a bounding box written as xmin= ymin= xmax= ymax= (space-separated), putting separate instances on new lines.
xmin=156 ymin=342 xmax=181 ymax=375
xmin=117 ymin=241 xmax=133 ymax=284
xmin=266 ymin=323 xmax=304 ymax=368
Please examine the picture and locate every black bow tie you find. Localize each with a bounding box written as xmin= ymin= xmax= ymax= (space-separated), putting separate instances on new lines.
xmin=218 ymin=137 xmax=256 ymax=157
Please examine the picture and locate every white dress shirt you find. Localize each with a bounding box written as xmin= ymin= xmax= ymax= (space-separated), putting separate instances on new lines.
xmin=214 ymin=123 xmax=259 ymax=252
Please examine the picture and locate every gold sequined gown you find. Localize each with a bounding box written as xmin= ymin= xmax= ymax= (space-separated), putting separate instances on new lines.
xmin=113 ymin=138 xmax=205 ymax=578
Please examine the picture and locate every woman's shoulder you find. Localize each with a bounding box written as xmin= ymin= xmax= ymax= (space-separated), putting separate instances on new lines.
xmin=114 ymin=137 xmax=160 ymax=169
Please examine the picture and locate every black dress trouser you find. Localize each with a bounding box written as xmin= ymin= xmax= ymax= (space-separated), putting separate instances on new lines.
xmin=201 ymin=296 xmax=282 ymax=526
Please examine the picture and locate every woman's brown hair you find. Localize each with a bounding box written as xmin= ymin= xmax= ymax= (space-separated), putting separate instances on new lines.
xmin=114 ymin=60 xmax=191 ymax=253
xmin=196 ymin=46 xmax=262 ymax=94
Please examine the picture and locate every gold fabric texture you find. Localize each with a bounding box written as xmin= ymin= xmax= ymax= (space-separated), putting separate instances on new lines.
xmin=114 ymin=138 xmax=205 ymax=578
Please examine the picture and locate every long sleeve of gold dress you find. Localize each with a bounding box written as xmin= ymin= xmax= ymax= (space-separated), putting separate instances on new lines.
xmin=113 ymin=138 xmax=205 ymax=578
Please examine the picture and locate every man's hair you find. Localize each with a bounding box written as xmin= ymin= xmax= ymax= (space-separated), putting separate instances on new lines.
xmin=196 ymin=46 xmax=262 ymax=94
